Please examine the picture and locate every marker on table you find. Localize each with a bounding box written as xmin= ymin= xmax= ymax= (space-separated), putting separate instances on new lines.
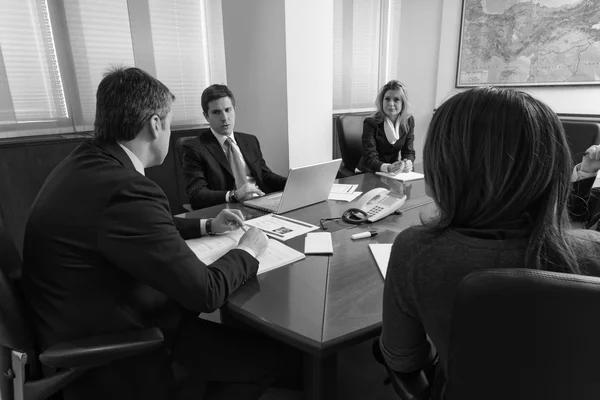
xmin=351 ymin=230 xmax=378 ymax=240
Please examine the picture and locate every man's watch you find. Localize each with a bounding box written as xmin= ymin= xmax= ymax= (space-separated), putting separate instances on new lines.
xmin=206 ymin=218 xmax=215 ymax=235
xmin=229 ymin=190 xmax=238 ymax=203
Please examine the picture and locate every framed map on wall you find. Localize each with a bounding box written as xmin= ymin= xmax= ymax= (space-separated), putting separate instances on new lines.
xmin=456 ymin=0 xmax=600 ymax=87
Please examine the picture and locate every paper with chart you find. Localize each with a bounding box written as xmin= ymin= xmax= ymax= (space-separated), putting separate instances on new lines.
xmin=186 ymin=229 xmax=305 ymax=275
xmin=369 ymin=243 xmax=393 ymax=278
xmin=243 ymin=214 xmax=319 ymax=241
xmin=376 ymin=171 xmax=424 ymax=182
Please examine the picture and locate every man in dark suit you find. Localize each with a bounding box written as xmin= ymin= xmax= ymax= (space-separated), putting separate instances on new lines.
xmin=180 ymin=84 xmax=287 ymax=209
xmin=22 ymin=67 xmax=295 ymax=400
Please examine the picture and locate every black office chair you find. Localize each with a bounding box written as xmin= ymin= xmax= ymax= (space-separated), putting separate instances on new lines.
xmin=336 ymin=114 xmax=367 ymax=177
xmin=0 ymin=228 xmax=165 ymax=400
xmin=562 ymin=120 xmax=600 ymax=165
xmin=175 ymin=136 xmax=196 ymax=212
xmin=371 ymin=337 xmax=431 ymax=400
xmin=447 ymin=268 xmax=600 ymax=400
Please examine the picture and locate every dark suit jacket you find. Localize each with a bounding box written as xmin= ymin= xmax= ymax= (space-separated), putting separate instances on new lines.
xmin=180 ymin=129 xmax=287 ymax=209
xmin=22 ymin=138 xmax=258 ymax=399
xmin=357 ymin=116 xmax=416 ymax=173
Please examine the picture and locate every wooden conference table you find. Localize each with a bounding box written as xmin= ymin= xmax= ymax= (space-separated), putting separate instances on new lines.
xmin=183 ymin=173 xmax=435 ymax=399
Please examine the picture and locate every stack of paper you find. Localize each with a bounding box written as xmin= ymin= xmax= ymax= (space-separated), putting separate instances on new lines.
xmin=186 ymin=229 xmax=305 ymax=275
xmin=376 ymin=171 xmax=424 ymax=182
xmin=328 ymin=183 xmax=362 ymax=202
xmin=304 ymin=232 xmax=333 ymax=255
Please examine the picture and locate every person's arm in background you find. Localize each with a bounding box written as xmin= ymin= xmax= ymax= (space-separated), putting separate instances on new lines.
xmin=570 ymin=145 xmax=600 ymax=223
xmin=362 ymin=118 xmax=390 ymax=173
xmin=400 ymin=116 xmax=416 ymax=172
xmin=98 ymin=176 xmax=266 ymax=313
xmin=180 ymin=140 xmax=229 ymax=209
xmin=253 ymin=136 xmax=287 ymax=191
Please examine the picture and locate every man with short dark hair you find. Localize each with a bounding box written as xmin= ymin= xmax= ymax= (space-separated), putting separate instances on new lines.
xmin=22 ymin=67 xmax=292 ymax=400
xmin=180 ymin=84 xmax=287 ymax=209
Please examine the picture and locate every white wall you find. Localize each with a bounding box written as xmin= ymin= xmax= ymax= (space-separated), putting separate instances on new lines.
xmin=285 ymin=0 xmax=333 ymax=168
xmin=222 ymin=0 xmax=290 ymax=175
xmin=436 ymin=0 xmax=600 ymax=113
xmin=395 ymin=0 xmax=444 ymax=163
xmin=396 ymin=0 xmax=600 ymax=159
xmin=222 ymin=0 xmax=334 ymax=174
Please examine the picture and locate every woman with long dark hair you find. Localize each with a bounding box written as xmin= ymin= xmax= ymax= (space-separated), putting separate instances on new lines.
xmin=379 ymin=86 xmax=600 ymax=398
xmin=357 ymin=80 xmax=416 ymax=173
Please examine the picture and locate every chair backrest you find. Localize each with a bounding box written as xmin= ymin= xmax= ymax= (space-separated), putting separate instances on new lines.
xmin=0 ymin=228 xmax=33 ymax=352
xmin=561 ymin=120 xmax=600 ymax=165
xmin=0 ymin=227 xmax=34 ymax=400
xmin=447 ymin=268 xmax=600 ymax=400
xmin=174 ymin=136 xmax=196 ymax=203
xmin=145 ymin=130 xmax=199 ymax=215
xmin=336 ymin=115 xmax=367 ymax=172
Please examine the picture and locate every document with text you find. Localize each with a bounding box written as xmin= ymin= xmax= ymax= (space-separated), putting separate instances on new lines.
xmin=186 ymin=229 xmax=305 ymax=275
xmin=243 ymin=214 xmax=319 ymax=241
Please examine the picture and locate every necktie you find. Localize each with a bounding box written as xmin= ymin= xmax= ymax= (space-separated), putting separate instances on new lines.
xmin=224 ymin=137 xmax=247 ymax=189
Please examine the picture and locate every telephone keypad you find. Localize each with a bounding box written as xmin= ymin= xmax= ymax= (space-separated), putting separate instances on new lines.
xmin=368 ymin=206 xmax=384 ymax=216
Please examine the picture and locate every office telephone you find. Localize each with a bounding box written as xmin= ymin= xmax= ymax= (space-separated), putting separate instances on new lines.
xmin=353 ymin=188 xmax=407 ymax=223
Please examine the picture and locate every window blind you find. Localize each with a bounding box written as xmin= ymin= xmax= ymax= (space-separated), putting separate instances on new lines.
xmin=333 ymin=0 xmax=401 ymax=112
xmin=64 ymin=0 xmax=135 ymax=131
xmin=148 ymin=0 xmax=227 ymax=126
xmin=1 ymin=0 xmax=227 ymax=138
xmin=0 ymin=0 xmax=69 ymax=138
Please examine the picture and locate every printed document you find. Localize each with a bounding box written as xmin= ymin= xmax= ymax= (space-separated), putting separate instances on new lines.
xmin=186 ymin=229 xmax=305 ymax=275
xmin=244 ymin=214 xmax=319 ymax=241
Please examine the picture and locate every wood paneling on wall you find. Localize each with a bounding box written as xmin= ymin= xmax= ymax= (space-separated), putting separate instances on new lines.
xmin=0 ymin=129 xmax=200 ymax=254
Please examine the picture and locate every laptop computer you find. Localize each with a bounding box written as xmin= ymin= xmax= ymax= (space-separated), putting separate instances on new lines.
xmin=243 ymin=159 xmax=342 ymax=214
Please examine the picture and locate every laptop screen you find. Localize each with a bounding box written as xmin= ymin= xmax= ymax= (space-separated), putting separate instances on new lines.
xmin=244 ymin=159 xmax=342 ymax=214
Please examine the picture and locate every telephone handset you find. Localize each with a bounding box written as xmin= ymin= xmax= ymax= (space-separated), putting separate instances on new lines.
xmin=355 ymin=188 xmax=407 ymax=223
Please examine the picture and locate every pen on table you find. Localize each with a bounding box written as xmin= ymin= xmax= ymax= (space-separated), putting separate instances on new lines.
xmin=227 ymin=221 xmax=248 ymax=231
xmin=351 ymin=230 xmax=378 ymax=240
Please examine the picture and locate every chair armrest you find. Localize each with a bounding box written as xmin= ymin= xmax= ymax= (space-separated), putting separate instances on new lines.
xmin=336 ymin=165 xmax=356 ymax=179
xmin=39 ymin=327 xmax=164 ymax=369
xmin=372 ymin=337 xmax=430 ymax=400
xmin=384 ymin=364 xmax=430 ymax=400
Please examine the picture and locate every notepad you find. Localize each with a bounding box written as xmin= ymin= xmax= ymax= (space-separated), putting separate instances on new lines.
xmin=369 ymin=243 xmax=393 ymax=278
xmin=304 ymin=232 xmax=333 ymax=255
xmin=376 ymin=171 xmax=425 ymax=182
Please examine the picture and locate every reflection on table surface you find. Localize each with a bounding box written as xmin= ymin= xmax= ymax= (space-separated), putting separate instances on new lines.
xmin=183 ymin=173 xmax=435 ymax=355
